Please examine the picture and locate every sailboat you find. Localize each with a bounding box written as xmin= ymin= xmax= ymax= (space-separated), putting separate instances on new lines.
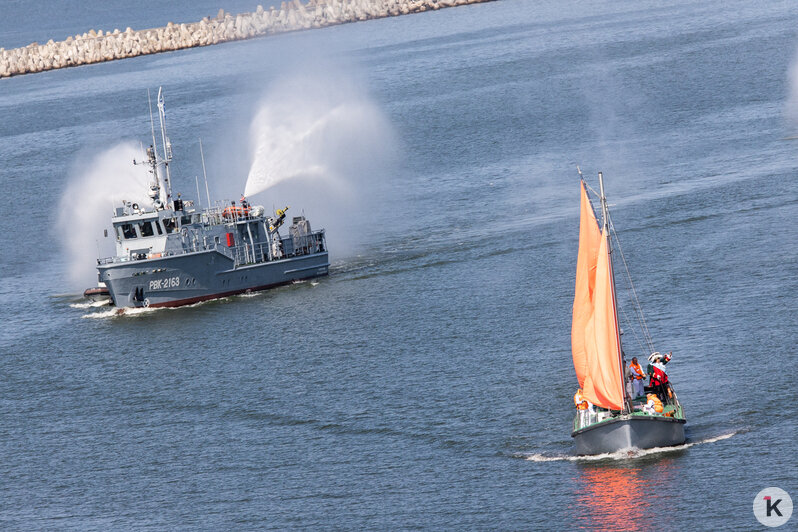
xmin=570 ymin=172 xmax=686 ymax=455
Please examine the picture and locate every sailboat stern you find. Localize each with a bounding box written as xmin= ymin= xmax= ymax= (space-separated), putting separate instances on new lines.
xmin=571 ymin=415 xmax=686 ymax=455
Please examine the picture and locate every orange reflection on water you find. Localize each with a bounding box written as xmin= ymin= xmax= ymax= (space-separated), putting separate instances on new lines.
xmin=574 ymin=458 xmax=678 ymax=531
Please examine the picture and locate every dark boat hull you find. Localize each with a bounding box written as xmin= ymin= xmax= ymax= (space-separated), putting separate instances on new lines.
xmin=571 ymin=415 xmax=686 ymax=455
xmin=98 ymin=249 xmax=329 ymax=308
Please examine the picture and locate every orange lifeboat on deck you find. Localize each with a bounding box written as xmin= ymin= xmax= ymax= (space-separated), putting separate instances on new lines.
xmin=222 ymin=205 xmax=249 ymax=220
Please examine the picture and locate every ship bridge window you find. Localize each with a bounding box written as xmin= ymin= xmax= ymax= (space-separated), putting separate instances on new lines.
xmin=154 ymin=220 xmax=163 ymax=235
xmin=120 ymin=223 xmax=137 ymax=239
xmin=138 ymin=221 xmax=154 ymax=237
xmin=164 ymin=218 xmax=177 ymax=233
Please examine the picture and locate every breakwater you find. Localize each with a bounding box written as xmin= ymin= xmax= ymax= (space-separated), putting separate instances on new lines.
xmin=0 ymin=0 xmax=494 ymax=79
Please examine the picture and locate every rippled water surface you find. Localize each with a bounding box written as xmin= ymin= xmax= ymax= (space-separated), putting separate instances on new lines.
xmin=1 ymin=1 xmax=797 ymax=529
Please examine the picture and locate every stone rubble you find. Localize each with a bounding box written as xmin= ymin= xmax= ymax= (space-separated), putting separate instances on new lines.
xmin=0 ymin=0 xmax=494 ymax=78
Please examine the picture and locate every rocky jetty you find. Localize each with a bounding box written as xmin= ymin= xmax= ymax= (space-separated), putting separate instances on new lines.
xmin=0 ymin=0 xmax=494 ymax=78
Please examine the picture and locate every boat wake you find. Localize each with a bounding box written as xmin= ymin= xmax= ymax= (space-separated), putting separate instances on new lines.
xmin=81 ymin=306 xmax=162 ymax=319
xmin=521 ymin=431 xmax=738 ymax=462
xmin=236 ymin=289 xmax=266 ymax=298
xmin=77 ymin=288 xmax=279 ymax=318
xmin=69 ymin=300 xmax=111 ymax=309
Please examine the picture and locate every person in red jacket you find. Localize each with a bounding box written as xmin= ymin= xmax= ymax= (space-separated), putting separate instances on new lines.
xmin=647 ymin=352 xmax=672 ymax=402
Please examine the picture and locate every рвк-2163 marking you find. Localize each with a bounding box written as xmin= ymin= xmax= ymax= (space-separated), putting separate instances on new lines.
xmin=149 ymin=277 xmax=180 ymax=290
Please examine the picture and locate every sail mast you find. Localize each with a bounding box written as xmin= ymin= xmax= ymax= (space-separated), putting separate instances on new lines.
xmin=597 ymin=172 xmax=631 ymax=413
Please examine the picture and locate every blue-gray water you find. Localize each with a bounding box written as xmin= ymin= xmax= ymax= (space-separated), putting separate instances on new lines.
xmin=1 ymin=1 xmax=797 ymax=529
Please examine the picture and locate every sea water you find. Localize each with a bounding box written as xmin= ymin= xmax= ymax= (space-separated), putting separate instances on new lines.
xmin=1 ymin=0 xmax=797 ymax=528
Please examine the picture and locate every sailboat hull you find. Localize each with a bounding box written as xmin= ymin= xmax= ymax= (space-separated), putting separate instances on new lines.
xmin=571 ymin=415 xmax=686 ymax=455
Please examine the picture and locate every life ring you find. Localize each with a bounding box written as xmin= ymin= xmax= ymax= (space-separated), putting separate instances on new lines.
xmin=143 ymin=298 xmax=150 ymax=308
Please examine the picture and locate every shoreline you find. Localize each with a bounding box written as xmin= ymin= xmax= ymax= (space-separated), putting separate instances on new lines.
xmin=0 ymin=0 xmax=496 ymax=79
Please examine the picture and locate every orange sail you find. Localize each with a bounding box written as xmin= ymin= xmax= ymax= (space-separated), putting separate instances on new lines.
xmin=571 ymin=181 xmax=601 ymax=387
xmin=571 ymin=182 xmax=625 ymax=410
xmin=581 ymin=229 xmax=625 ymax=410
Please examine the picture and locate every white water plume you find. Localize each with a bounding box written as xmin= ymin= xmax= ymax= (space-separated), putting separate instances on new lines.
xmin=242 ymin=70 xmax=398 ymax=253
xmin=59 ymin=142 xmax=151 ymax=289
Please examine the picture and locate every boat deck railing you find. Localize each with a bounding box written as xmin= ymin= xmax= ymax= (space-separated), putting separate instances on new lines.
xmin=224 ymin=231 xmax=326 ymax=267
xmin=572 ymin=388 xmax=684 ymax=432
xmin=573 ymin=410 xmax=613 ymax=432
xmin=98 ymin=230 xmax=327 ymax=266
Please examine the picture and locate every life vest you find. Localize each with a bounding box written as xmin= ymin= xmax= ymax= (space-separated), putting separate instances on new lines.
xmin=650 ymin=364 xmax=669 ymax=387
xmin=574 ymin=391 xmax=589 ymax=410
xmin=629 ymin=361 xmax=645 ymax=380
xmin=646 ymin=394 xmax=664 ymax=413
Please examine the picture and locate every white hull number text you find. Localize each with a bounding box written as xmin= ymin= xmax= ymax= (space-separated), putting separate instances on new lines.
xmin=149 ymin=277 xmax=180 ymax=290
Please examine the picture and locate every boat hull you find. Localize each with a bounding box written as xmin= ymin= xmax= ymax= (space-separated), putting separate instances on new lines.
xmin=98 ymin=249 xmax=329 ymax=308
xmin=571 ymin=415 xmax=686 ymax=455
xmin=83 ymin=286 xmax=111 ymax=303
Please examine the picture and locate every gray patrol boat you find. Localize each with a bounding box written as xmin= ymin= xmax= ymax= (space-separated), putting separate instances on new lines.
xmin=569 ymin=171 xmax=686 ymax=455
xmin=84 ymin=89 xmax=329 ymax=309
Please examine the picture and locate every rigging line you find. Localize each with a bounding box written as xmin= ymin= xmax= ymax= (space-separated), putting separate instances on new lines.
xmin=615 ymin=224 xmax=654 ymax=352
xmin=584 ymin=181 xmax=600 ymax=199
xmin=611 ymin=227 xmax=650 ymax=354
xmin=610 ymin=232 xmax=648 ymax=354
xmin=608 ymin=213 xmax=656 ymax=354
xmin=584 ymin=175 xmax=654 ymax=353
xmin=585 ymin=179 xmax=652 ymax=354
xmin=614 ymin=235 xmax=654 ymax=353
xmin=619 ymin=301 xmax=647 ymax=355
xmin=582 ymin=181 xmax=604 ymax=227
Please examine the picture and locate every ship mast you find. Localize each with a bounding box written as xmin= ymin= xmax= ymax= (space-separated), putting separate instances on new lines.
xmin=143 ymin=89 xmax=165 ymax=209
xmin=598 ymin=172 xmax=632 ymax=413
xmin=156 ymin=87 xmax=174 ymax=209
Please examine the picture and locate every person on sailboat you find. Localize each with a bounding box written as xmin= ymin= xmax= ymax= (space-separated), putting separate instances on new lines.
xmin=574 ymin=388 xmax=594 ymax=426
xmin=647 ymin=352 xmax=672 ymax=401
xmin=625 ymin=359 xmax=636 ymax=398
xmin=628 ymin=357 xmax=646 ymax=398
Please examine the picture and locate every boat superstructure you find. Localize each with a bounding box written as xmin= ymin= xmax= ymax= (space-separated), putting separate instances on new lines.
xmin=88 ymin=88 xmax=329 ymax=308
xmin=569 ymin=171 xmax=686 ymax=455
